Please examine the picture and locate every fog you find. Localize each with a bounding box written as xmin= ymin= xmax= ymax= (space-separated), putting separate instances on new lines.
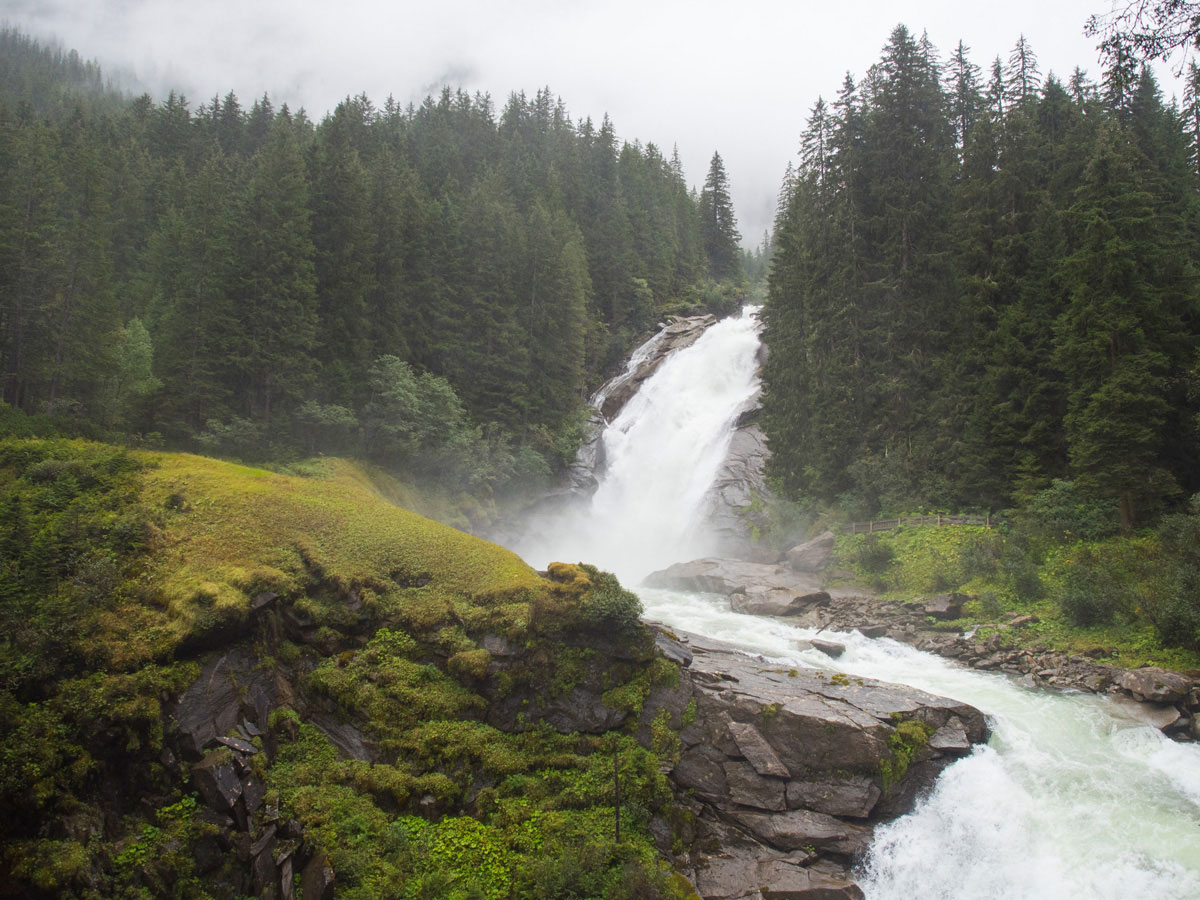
xmin=1 ymin=0 xmax=1172 ymax=244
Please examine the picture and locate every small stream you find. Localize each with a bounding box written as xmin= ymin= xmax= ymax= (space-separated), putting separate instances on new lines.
xmin=512 ymin=309 xmax=1200 ymax=899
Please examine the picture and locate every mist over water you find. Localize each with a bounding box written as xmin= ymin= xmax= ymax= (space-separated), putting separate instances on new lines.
xmin=511 ymin=303 xmax=1200 ymax=899
xmin=514 ymin=307 xmax=762 ymax=584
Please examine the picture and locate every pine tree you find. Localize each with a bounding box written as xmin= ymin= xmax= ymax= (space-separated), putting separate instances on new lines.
xmin=147 ymin=149 xmax=240 ymax=438
xmin=233 ymin=114 xmax=318 ymax=428
xmin=1055 ymin=123 xmax=1190 ymax=529
xmin=698 ymin=150 xmax=741 ymax=279
xmin=1005 ymin=35 xmax=1042 ymax=107
xmin=0 ymin=110 xmax=64 ymax=410
xmin=311 ymin=100 xmax=376 ymax=407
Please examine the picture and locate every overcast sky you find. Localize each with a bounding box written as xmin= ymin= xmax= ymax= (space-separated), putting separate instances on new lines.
xmin=1 ymin=1 xmax=1176 ymax=244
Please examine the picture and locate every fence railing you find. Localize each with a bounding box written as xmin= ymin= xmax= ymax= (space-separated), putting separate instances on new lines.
xmin=842 ymin=514 xmax=1003 ymax=535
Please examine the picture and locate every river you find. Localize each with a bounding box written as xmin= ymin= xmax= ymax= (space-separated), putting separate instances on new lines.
xmin=513 ymin=308 xmax=1200 ymax=900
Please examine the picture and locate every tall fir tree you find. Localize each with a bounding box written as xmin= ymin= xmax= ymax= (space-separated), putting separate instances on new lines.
xmin=698 ymin=150 xmax=741 ymax=280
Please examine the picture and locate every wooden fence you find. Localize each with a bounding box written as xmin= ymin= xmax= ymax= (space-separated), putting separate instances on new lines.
xmin=842 ymin=514 xmax=1004 ymax=535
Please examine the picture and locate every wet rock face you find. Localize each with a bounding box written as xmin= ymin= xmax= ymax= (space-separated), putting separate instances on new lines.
xmin=707 ymin=422 xmax=770 ymax=556
xmin=595 ymin=314 xmax=718 ymax=422
xmin=643 ymin=628 xmax=990 ymax=899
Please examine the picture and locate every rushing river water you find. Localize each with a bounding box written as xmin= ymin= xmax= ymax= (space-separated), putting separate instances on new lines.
xmin=515 ymin=308 xmax=1200 ymax=900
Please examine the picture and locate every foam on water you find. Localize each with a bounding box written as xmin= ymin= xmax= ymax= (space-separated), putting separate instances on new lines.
xmin=638 ymin=587 xmax=1200 ymax=900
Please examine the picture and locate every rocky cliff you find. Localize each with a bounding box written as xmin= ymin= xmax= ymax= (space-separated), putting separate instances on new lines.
xmin=643 ymin=630 xmax=988 ymax=900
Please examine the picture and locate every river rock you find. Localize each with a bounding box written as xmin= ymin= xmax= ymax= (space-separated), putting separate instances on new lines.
xmin=785 ymin=531 xmax=836 ymax=573
xmin=810 ymin=639 xmax=846 ymax=659
xmin=1115 ymin=667 xmax=1194 ymax=704
xmin=1108 ymin=695 xmax=1183 ymax=732
xmin=643 ymin=557 xmax=823 ymax=599
xmin=923 ymin=593 xmax=967 ymax=620
xmin=732 ymin=587 xmax=831 ymax=617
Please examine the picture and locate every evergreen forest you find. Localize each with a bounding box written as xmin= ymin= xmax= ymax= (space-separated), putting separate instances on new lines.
xmin=0 ymin=28 xmax=746 ymax=513
xmin=763 ymin=25 xmax=1200 ymax=533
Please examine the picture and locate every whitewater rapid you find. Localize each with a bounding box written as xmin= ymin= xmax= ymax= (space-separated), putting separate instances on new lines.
xmin=640 ymin=587 xmax=1200 ymax=900
xmin=513 ymin=307 xmax=1200 ymax=899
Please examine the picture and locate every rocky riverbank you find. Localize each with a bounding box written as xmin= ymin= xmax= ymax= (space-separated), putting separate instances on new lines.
xmin=643 ymin=541 xmax=1200 ymax=744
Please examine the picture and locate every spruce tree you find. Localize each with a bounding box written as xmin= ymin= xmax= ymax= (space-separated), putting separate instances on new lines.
xmin=233 ymin=114 xmax=318 ymax=428
xmin=698 ymin=151 xmax=741 ymax=280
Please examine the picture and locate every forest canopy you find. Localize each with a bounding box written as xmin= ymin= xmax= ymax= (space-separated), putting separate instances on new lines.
xmin=0 ymin=27 xmax=745 ymax=508
xmin=762 ymin=24 xmax=1200 ymax=531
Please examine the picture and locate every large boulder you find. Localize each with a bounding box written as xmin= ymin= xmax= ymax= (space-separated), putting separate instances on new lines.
xmin=654 ymin=629 xmax=989 ymax=898
xmin=732 ymin=587 xmax=831 ymax=617
xmin=785 ymin=531 xmax=836 ymax=573
xmin=643 ymin=557 xmax=823 ymax=598
xmin=923 ymin=593 xmax=967 ymax=620
xmin=1115 ymin=667 xmax=1194 ymax=705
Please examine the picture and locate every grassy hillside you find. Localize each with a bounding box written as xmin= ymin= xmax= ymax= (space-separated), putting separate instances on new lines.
xmin=0 ymin=438 xmax=688 ymax=899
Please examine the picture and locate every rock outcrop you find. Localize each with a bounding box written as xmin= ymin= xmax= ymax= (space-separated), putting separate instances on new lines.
xmin=643 ymin=557 xmax=861 ymax=621
xmin=594 ymin=314 xmax=717 ymax=422
xmin=705 ymin=412 xmax=770 ymax=558
xmin=644 ymin=629 xmax=990 ymax=899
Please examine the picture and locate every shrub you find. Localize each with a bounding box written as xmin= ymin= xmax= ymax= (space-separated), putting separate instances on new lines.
xmin=1022 ymin=479 xmax=1120 ymax=542
xmin=1057 ymin=546 xmax=1131 ymax=627
xmin=1145 ymin=498 xmax=1200 ymax=650
xmin=856 ymin=534 xmax=894 ymax=574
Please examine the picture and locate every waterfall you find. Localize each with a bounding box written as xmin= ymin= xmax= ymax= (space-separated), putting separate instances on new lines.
xmin=512 ymin=304 xmax=1200 ymax=899
xmin=515 ymin=306 xmax=762 ymax=583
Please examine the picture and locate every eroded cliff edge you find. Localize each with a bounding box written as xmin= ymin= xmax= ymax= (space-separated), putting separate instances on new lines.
xmin=642 ymin=629 xmax=988 ymax=900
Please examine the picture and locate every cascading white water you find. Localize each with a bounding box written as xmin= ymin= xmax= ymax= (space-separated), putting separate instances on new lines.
xmin=515 ymin=307 xmax=762 ymax=583
xmin=512 ymin=304 xmax=1200 ymax=899
xmin=638 ymin=588 xmax=1200 ymax=900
